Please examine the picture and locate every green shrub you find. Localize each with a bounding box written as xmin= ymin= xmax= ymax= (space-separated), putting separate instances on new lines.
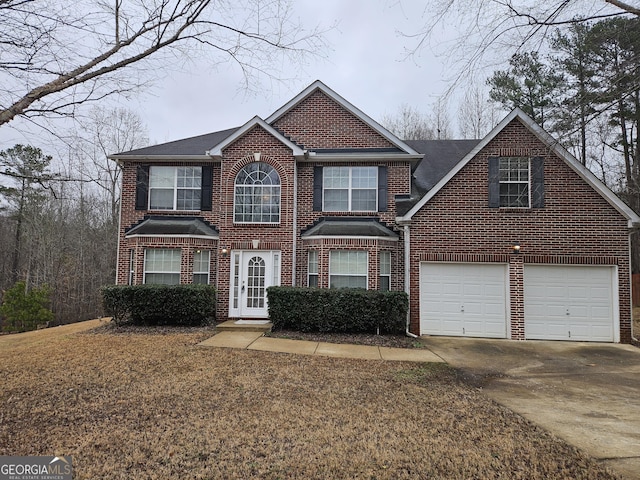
xmin=102 ymin=284 xmax=216 ymax=326
xmin=0 ymin=281 xmax=55 ymax=332
xmin=267 ymin=287 xmax=408 ymax=334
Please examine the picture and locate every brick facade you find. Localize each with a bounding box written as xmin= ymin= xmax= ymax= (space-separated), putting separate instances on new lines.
xmin=114 ymin=82 xmax=636 ymax=343
xmin=406 ymin=118 xmax=633 ymax=342
xmin=116 ymin=90 xmax=413 ymax=323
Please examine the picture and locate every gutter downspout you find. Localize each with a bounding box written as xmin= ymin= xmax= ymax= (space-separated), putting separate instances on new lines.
xmin=629 ymin=226 xmax=638 ymax=342
xmin=114 ymin=160 xmax=124 ymax=285
xmin=291 ymin=155 xmax=301 ymax=286
xmin=403 ymin=223 xmax=417 ymax=338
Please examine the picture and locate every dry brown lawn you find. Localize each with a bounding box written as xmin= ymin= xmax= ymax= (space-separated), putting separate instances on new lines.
xmin=0 ymin=324 xmax=620 ymax=479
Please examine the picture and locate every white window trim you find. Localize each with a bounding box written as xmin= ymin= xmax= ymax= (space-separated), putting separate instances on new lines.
xmin=193 ymin=250 xmax=210 ymax=284
xmin=499 ymin=157 xmax=531 ymax=209
xmin=128 ymin=249 xmax=135 ymax=285
xmin=308 ymin=250 xmax=319 ymax=287
xmin=233 ymin=163 xmax=281 ymax=224
xmin=323 ymin=166 xmax=378 ymax=212
xmin=329 ymin=250 xmax=369 ymax=289
xmin=148 ymin=166 xmax=202 ymax=211
xmin=379 ymin=251 xmax=391 ymax=291
xmin=143 ymin=248 xmax=182 ymax=284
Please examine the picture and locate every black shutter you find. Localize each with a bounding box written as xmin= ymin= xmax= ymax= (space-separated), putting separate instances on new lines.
xmin=135 ymin=165 xmax=149 ymax=210
xmin=201 ymin=165 xmax=213 ymax=211
xmin=488 ymin=157 xmax=500 ymax=208
xmin=531 ymin=156 xmax=544 ymax=208
xmin=313 ymin=166 xmax=323 ymax=211
xmin=378 ymin=166 xmax=388 ymax=212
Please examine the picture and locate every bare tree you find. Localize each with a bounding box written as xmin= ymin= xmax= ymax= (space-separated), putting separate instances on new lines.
xmin=0 ymin=0 xmax=327 ymax=128
xmin=381 ymin=104 xmax=435 ymax=140
xmin=404 ymin=1 xmax=638 ymax=89
xmin=429 ymin=96 xmax=453 ymax=139
xmin=457 ymin=83 xmax=500 ymax=138
xmin=71 ymin=107 xmax=149 ymax=221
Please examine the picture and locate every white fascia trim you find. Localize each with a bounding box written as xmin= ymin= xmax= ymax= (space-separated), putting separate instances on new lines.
xmin=125 ymin=234 xmax=219 ymax=240
xmin=108 ymin=155 xmax=216 ymax=162
xmin=206 ymin=116 xmax=304 ymax=158
xmin=266 ymin=80 xmax=420 ymax=156
xmin=400 ymin=108 xmax=640 ymax=227
xmin=299 ymin=153 xmax=423 ymax=162
xmin=301 ymin=235 xmax=399 ymax=242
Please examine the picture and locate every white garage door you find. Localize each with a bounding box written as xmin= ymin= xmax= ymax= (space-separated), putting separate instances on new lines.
xmin=420 ymin=263 xmax=507 ymax=338
xmin=524 ymin=265 xmax=616 ymax=342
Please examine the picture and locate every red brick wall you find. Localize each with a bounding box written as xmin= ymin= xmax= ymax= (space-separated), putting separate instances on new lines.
xmin=295 ymin=161 xmax=410 ymax=291
xmin=272 ymin=90 xmax=395 ymax=149
xmin=408 ymin=118 xmax=632 ymax=342
xmin=215 ymin=126 xmax=296 ymax=320
xmin=116 ymin=161 xmax=220 ymax=287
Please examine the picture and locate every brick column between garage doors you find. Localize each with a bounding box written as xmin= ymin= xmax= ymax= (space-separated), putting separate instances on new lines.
xmin=509 ymin=254 xmax=525 ymax=340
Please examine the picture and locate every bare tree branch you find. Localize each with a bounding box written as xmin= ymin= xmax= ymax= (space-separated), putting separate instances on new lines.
xmin=0 ymin=0 xmax=328 ymax=128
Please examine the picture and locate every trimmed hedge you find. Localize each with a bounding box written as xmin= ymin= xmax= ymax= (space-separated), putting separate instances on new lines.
xmin=102 ymin=284 xmax=216 ymax=326
xmin=267 ymin=287 xmax=408 ymax=334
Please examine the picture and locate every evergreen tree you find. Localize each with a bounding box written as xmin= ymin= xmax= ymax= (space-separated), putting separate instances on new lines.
xmin=487 ymin=51 xmax=564 ymax=130
xmin=0 ymin=281 xmax=54 ymax=332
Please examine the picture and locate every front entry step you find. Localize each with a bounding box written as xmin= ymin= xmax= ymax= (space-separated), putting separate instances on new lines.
xmin=216 ymin=320 xmax=273 ymax=333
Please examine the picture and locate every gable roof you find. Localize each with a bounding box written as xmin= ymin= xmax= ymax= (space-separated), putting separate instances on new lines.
xmin=406 ymin=139 xmax=480 ymax=193
xmin=108 ymin=128 xmax=238 ymax=161
xmin=206 ymin=116 xmax=305 ymax=158
xmin=399 ymin=108 xmax=640 ymax=228
xmin=267 ymin=80 xmax=421 ymax=158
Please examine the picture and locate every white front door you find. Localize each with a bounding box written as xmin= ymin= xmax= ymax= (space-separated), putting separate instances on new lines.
xmin=229 ymin=250 xmax=281 ymax=318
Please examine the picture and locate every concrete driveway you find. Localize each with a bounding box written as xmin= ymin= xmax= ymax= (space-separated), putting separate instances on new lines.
xmin=421 ymin=337 xmax=640 ymax=480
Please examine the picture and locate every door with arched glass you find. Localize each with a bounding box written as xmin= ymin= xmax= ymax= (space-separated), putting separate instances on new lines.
xmin=229 ymin=250 xmax=281 ymax=318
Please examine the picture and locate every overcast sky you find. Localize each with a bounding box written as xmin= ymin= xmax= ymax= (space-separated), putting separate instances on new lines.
xmin=127 ymin=0 xmax=460 ymax=146
xmin=0 ymin=0 xmax=481 ymax=152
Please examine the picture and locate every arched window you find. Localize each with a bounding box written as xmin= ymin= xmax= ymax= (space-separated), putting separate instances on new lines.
xmin=234 ymin=162 xmax=281 ymax=223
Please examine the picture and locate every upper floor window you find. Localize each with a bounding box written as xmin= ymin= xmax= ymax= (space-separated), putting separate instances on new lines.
xmin=499 ymin=157 xmax=529 ymax=208
xmin=234 ymin=162 xmax=280 ymax=223
xmin=323 ymin=166 xmax=378 ymax=211
xmin=149 ymin=166 xmax=202 ymax=210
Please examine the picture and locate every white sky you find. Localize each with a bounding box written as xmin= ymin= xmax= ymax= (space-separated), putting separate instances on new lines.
xmin=0 ymin=0 xmax=480 ymax=152
xmin=126 ymin=0 xmax=460 ymax=145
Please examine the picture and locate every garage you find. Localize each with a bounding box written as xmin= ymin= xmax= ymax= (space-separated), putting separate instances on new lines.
xmin=524 ymin=265 xmax=617 ymax=342
xmin=420 ymin=263 xmax=508 ymax=338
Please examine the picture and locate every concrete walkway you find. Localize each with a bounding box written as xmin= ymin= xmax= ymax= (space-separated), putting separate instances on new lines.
xmin=422 ymin=337 xmax=640 ymax=480
xmin=198 ymin=330 xmax=443 ymax=363
xmin=201 ymin=330 xmax=640 ymax=479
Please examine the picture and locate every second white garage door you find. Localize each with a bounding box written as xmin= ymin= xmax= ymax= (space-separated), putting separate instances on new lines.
xmin=420 ymin=263 xmax=508 ymax=338
xmin=524 ymin=265 xmax=616 ymax=342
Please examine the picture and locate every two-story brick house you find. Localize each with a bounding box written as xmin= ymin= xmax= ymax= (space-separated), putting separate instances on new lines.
xmin=110 ymin=80 xmax=640 ymax=343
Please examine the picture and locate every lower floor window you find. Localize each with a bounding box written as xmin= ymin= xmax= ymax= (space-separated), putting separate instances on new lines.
xmin=329 ymin=250 xmax=368 ymax=289
xmin=144 ymin=248 xmax=181 ymax=284
xmin=193 ymin=250 xmax=210 ymax=284
xmin=308 ymin=250 xmax=319 ymax=287
xmin=379 ymin=251 xmax=391 ymax=291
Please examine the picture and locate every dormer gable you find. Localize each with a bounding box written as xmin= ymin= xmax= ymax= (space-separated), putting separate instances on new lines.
xmin=206 ymin=116 xmax=305 ymax=159
xmin=267 ymin=80 xmax=420 ymax=158
xmin=399 ymin=108 xmax=640 ymax=228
